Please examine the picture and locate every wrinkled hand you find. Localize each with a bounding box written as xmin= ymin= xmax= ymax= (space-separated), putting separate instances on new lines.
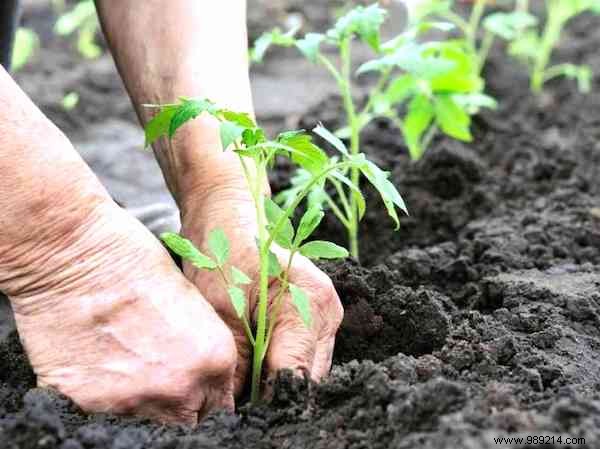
xmin=6 ymin=195 xmax=238 ymax=424
xmin=180 ymin=177 xmax=344 ymax=395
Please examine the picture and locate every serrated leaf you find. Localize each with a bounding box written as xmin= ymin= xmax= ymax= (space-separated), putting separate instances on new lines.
xmin=220 ymin=121 xmax=246 ymax=150
xmin=313 ymin=124 xmax=349 ymax=155
xmin=278 ymin=131 xmax=329 ymax=175
xmin=160 ymin=232 xmax=217 ymax=270
xmin=296 ymin=33 xmax=324 ymax=63
xmin=228 ymin=286 xmax=247 ymax=319
xmin=296 ymin=206 xmax=324 ymax=244
xmin=300 ymin=240 xmax=349 ymax=260
xmin=359 ymin=160 xmax=408 ymax=229
xmin=434 ymin=95 xmax=472 ymax=142
xmin=268 ymin=249 xmax=283 ymax=277
xmin=264 ymin=198 xmax=294 ymax=249
xmin=242 ymin=128 xmax=266 ymax=147
xmin=232 ymin=267 xmax=252 ymax=285
xmin=169 ymin=99 xmax=215 ymax=138
xmin=208 ymin=228 xmax=230 ymax=266
xmin=145 ymin=105 xmax=178 ymax=147
xmin=289 ymin=284 xmax=312 ymax=328
xmin=220 ymin=110 xmax=256 ymax=128
xmin=403 ymin=94 xmax=435 ymax=160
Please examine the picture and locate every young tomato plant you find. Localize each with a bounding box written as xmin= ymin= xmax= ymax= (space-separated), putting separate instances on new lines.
xmin=496 ymin=0 xmax=600 ymax=93
xmin=252 ymin=3 xmax=490 ymax=257
xmin=144 ymin=97 xmax=406 ymax=402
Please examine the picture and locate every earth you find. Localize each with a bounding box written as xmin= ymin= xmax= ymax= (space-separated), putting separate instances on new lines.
xmin=2 ymin=1 xmax=600 ymax=448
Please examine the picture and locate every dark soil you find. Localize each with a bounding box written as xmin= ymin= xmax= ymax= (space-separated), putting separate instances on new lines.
xmin=3 ymin=4 xmax=600 ymax=449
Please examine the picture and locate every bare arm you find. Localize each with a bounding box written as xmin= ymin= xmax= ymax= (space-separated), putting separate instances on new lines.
xmin=95 ymin=0 xmax=255 ymax=209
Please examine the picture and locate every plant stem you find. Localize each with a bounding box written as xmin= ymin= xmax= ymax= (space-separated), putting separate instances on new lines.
xmin=530 ymin=2 xmax=566 ymax=93
xmin=339 ymin=38 xmax=360 ymax=259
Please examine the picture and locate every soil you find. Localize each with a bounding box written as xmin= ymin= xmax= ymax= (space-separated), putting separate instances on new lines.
xmin=3 ymin=3 xmax=600 ymax=449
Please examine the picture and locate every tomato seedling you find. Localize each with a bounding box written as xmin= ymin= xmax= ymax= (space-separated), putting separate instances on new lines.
xmin=252 ymin=3 xmax=490 ymax=257
xmin=144 ymin=98 xmax=406 ymax=402
xmin=499 ymin=0 xmax=600 ymax=93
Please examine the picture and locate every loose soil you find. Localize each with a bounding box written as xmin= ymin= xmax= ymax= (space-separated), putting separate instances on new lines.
xmin=3 ymin=3 xmax=600 ymax=449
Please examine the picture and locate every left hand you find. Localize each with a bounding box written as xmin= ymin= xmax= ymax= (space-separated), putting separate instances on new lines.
xmin=178 ymin=153 xmax=344 ymax=395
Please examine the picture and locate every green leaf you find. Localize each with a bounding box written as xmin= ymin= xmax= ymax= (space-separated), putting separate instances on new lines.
xmin=434 ymin=95 xmax=472 ymax=142
xmin=220 ymin=110 xmax=256 ymax=128
xmin=277 ymin=131 xmax=329 ymax=175
xmin=169 ymin=99 xmax=215 ymax=138
xmin=145 ymin=105 xmax=178 ymax=147
xmin=227 ymin=286 xmax=247 ymax=319
xmin=300 ymin=240 xmax=349 ymax=260
xmin=251 ymin=27 xmax=297 ymax=63
xmin=242 ymin=128 xmax=266 ymax=147
xmin=328 ymin=4 xmax=387 ymax=51
xmin=12 ymin=28 xmax=39 ymax=72
xmin=289 ymin=284 xmax=312 ymax=328
xmin=403 ymin=94 xmax=435 ymax=160
xmin=268 ymin=249 xmax=283 ymax=277
xmin=453 ymin=93 xmax=498 ymax=114
xmin=208 ymin=228 xmax=230 ymax=266
xmin=264 ymin=198 xmax=295 ymax=249
xmin=313 ymin=124 xmax=349 ymax=156
xmin=220 ymin=121 xmax=246 ymax=150
xmin=409 ymin=0 xmax=452 ymax=24
xmin=425 ymin=41 xmax=482 ymax=94
xmin=160 ymin=233 xmax=217 ymax=270
xmin=296 ymin=206 xmax=324 ymax=244
xmin=385 ymin=74 xmax=417 ymax=105
xmin=296 ymin=33 xmax=324 ymax=63
xmin=483 ymin=11 xmax=538 ymax=41
xmin=359 ymin=160 xmax=408 ymax=229
xmin=232 ymin=267 xmax=252 ymax=285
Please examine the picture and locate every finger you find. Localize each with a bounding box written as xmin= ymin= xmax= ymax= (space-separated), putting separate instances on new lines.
xmin=310 ymin=289 xmax=343 ymax=381
xmin=264 ymin=294 xmax=321 ymax=382
xmin=311 ymin=334 xmax=336 ymax=381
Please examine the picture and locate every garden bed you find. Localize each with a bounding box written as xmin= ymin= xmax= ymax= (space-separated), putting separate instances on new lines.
xmin=3 ymin=3 xmax=600 ymax=449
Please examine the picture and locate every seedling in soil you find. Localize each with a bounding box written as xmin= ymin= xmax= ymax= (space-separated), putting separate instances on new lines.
xmin=54 ymin=0 xmax=102 ymax=59
xmin=495 ymin=0 xmax=600 ymax=93
xmin=144 ymin=98 xmax=406 ymax=402
xmin=252 ymin=3 xmax=489 ymax=257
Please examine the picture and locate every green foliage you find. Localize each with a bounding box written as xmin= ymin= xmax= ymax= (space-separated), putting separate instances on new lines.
xmin=54 ymin=0 xmax=102 ymax=59
xmin=146 ymin=97 xmax=404 ymax=402
xmin=12 ymin=28 xmax=39 ymax=72
xmin=250 ymin=2 xmax=497 ymax=256
xmin=497 ymin=0 xmax=600 ymax=93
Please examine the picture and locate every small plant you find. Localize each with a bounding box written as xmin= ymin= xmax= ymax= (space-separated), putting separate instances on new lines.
xmin=11 ymin=28 xmax=39 ymax=71
xmin=252 ymin=3 xmax=492 ymax=257
xmin=54 ymin=0 xmax=102 ymax=60
xmin=144 ymin=98 xmax=406 ymax=402
xmin=496 ymin=0 xmax=600 ymax=93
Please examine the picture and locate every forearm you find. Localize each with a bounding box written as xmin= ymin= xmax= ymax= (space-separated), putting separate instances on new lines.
xmin=95 ymin=0 xmax=256 ymax=210
xmin=0 ymin=67 xmax=110 ymax=297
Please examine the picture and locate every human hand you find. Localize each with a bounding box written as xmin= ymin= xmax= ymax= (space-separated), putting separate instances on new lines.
xmin=3 ymin=185 xmax=237 ymax=424
xmin=178 ymin=153 xmax=344 ymax=395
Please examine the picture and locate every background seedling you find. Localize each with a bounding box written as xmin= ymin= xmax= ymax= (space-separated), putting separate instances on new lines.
xmin=144 ymin=97 xmax=406 ymax=402
xmin=54 ymin=0 xmax=102 ymax=60
xmin=252 ymin=2 xmax=489 ymax=257
xmin=500 ymin=0 xmax=600 ymax=93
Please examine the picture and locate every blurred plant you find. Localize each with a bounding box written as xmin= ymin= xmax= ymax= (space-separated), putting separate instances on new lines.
xmin=501 ymin=0 xmax=600 ymax=93
xmin=61 ymin=91 xmax=80 ymax=110
xmin=144 ymin=98 xmax=405 ymax=401
xmin=252 ymin=3 xmax=485 ymax=256
xmin=11 ymin=28 xmax=39 ymax=71
xmin=54 ymin=0 xmax=102 ymax=59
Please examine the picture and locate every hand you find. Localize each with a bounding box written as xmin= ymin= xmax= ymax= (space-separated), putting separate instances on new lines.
xmin=4 ymin=192 xmax=237 ymax=424
xmin=179 ymin=162 xmax=344 ymax=395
